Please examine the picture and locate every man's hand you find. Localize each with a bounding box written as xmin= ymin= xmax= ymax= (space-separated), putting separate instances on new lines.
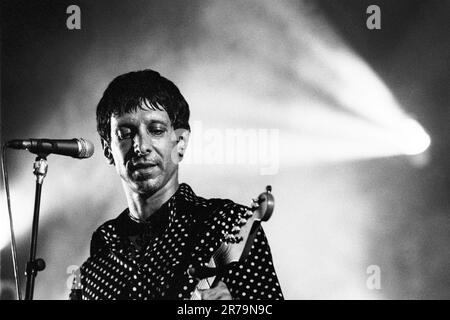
xmin=199 ymin=280 xmax=232 ymax=300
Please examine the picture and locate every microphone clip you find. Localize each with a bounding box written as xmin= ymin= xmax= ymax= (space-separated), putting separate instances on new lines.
xmin=33 ymin=156 xmax=48 ymax=185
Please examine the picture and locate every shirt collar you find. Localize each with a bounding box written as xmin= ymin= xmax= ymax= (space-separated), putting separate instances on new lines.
xmin=114 ymin=183 xmax=197 ymax=237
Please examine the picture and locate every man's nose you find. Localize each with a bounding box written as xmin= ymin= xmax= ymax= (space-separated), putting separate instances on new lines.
xmin=133 ymin=132 xmax=153 ymax=155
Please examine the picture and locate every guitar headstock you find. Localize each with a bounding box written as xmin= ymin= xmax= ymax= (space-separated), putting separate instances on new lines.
xmin=253 ymin=185 xmax=274 ymax=222
xmin=218 ymin=186 xmax=275 ymax=264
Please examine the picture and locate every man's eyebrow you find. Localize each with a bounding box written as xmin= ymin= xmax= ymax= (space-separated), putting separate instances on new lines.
xmin=116 ymin=123 xmax=135 ymax=128
xmin=115 ymin=119 xmax=170 ymax=129
xmin=147 ymin=119 xmax=169 ymax=126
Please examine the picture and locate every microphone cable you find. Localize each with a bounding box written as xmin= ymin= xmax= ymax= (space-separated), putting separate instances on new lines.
xmin=1 ymin=143 xmax=22 ymax=300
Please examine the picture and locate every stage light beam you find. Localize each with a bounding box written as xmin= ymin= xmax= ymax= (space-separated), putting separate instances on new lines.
xmin=396 ymin=118 xmax=431 ymax=156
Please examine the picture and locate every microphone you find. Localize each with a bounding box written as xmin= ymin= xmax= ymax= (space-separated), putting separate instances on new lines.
xmin=6 ymin=138 xmax=95 ymax=159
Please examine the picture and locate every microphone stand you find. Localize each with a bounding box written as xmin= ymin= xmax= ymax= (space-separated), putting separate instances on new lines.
xmin=24 ymin=155 xmax=48 ymax=300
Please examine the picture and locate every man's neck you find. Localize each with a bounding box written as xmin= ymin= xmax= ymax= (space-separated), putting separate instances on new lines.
xmin=125 ymin=176 xmax=179 ymax=221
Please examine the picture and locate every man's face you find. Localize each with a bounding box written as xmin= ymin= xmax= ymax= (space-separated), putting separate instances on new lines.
xmin=107 ymin=105 xmax=183 ymax=196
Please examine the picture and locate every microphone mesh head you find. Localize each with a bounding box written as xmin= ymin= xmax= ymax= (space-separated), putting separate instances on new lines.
xmin=78 ymin=138 xmax=95 ymax=158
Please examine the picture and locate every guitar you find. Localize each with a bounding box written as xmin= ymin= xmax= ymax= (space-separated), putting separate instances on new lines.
xmin=188 ymin=185 xmax=274 ymax=300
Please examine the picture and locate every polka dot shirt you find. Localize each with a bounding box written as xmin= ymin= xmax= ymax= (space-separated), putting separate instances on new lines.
xmin=70 ymin=183 xmax=283 ymax=300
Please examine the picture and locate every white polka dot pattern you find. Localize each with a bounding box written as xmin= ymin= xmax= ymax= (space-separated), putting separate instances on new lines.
xmin=70 ymin=183 xmax=283 ymax=300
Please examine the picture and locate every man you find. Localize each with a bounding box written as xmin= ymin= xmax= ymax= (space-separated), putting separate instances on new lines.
xmin=71 ymin=69 xmax=283 ymax=300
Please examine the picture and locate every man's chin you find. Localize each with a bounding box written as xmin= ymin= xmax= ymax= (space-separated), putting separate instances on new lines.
xmin=130 ymin=178 xmax=163 ymax=195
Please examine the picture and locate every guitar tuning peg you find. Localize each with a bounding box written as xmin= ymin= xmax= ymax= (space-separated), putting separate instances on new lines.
xmin=244 ymin=211 xmax=254 ymax=218
xmin=237 ymin=218 xmax=247 ymax=226
xmin=224 ymin=233 xmax=234 ymax=243
xmin=231 ymin=225 xmax=241 ymax=234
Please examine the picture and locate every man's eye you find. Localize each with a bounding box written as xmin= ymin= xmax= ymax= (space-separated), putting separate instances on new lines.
xmin=117 ymin=130 xmax=132 ymax=140
xmin=150 ymin=128 xmax=166 ymax=136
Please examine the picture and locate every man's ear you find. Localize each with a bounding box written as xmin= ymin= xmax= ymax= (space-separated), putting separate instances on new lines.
xmin=175 ymin=129 xmax=190 ymax=160
xmin=101 ymin=138 xmax=115 ymax=165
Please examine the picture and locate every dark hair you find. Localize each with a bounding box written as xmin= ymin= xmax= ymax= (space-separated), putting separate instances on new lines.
xmin=96 ymin=69 xmax=190 ymax=144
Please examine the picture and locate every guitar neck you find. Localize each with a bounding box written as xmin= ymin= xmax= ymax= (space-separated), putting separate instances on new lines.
xmin=189 ymin=185 xmax=274 ymax=300
xmin=189 ymin=221 xmax=262 ymax=300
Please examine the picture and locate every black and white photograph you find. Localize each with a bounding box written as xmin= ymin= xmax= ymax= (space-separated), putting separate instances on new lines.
xmin=1 ymin=0 xmax=449 ymax=301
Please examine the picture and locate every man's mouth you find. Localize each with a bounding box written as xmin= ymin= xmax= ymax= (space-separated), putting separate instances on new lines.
xmin=128 ymin=159 xmax=159 ymax=174
xmin=131 ymin=162 xmax=157 ymax=170
xmin=128 ymin=162 xmax=159 ymax=181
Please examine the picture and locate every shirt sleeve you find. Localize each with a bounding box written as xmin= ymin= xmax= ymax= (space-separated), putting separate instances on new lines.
xmin=68 ymin=227 xmax=106 ymax=300
xmin=221 ymin=226 xmax=284 ymax=300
